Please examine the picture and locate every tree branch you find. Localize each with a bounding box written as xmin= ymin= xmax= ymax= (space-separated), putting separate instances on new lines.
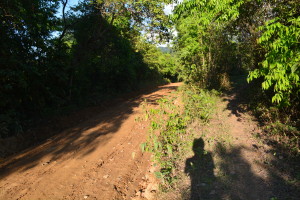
xmin=59 ymin=0 xmax=68 ymax=42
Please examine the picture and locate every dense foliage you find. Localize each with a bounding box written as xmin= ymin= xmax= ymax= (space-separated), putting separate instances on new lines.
xmin=0 ymin=0 xmax=175 ymax=138
xmin=172 ymin=0 xmax=242 ymax=88
xmin=248 ymin=16 xmax=300 ymax=105
xmin=173 ymin=0 xmax=299 ymax=100
xmin=172 ymin=0 xmax=299 ymax=150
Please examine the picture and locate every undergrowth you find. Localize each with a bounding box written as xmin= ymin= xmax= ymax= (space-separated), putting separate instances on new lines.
xmin=141 ymin=85 xmax=218 ymax=191
xmin=232 ymin=75 xmax=300 ymax=156
xmin=251 ymin=99 xmax=300 ymax=156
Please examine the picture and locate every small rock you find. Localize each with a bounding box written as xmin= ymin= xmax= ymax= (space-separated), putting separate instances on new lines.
xmin=103 ymin=175 xmax=109 ymax=179
xmin=42 ymin=161 xmax=50 ymax=165
xmin=97 ymin=159 xmax=104 ymax=167
xmin=279 ymin=155 xmax=283 ymax=159
xmin=135 ymin=191 xmax=142 ymax=196
xmin=201 ymin=183 xmax=206 ymax=186
xmin=83 ymin=195 xmax=89 ymax=199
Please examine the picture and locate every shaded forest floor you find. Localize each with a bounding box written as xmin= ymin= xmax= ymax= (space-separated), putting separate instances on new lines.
xmin=160 ymin=76 xmax=300 ymax=200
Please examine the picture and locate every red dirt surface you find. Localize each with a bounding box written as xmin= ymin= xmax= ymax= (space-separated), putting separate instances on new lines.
xmin=0 ymin=83 xmax=182 ymax=200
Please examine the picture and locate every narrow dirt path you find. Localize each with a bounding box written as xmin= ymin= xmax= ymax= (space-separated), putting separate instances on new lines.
xmin=172 ymin=83 xmax=299 ymax=200
xmin=0 ymin=83 xmax=182 ymax=200
xmin=200 ymin=92 xmax=275 ymax=200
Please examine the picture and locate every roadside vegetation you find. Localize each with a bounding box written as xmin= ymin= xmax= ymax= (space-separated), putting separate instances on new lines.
xmin=141 ymin=85 xmax=218 ymax=190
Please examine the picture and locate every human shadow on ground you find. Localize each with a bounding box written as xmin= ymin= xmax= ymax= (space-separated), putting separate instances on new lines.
xmin=0 ymin=84 xmax=180 ymax=179
xmin=184 ymin=137 xmax=300 ymax=200
xmin=184 ymin=138 xmax=218 ymax=200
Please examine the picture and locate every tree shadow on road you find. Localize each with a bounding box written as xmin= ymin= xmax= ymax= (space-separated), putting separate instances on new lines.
xmin=0 ymin=84 xmax=180 ymax=179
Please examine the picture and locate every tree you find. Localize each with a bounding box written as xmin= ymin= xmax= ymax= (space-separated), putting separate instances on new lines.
xmin=0 ymin=0 xmax=173 ymax=138
xmin=248 ymin=1 xmax=300 ymax=105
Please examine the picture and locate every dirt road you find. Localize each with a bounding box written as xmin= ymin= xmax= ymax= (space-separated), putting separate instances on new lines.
xmin=0 ymin=83 xmax=182 ymax=200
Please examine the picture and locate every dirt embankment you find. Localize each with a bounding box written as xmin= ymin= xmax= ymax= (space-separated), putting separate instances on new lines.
xmin=0 ymin=83 xmax=182 ymax=200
